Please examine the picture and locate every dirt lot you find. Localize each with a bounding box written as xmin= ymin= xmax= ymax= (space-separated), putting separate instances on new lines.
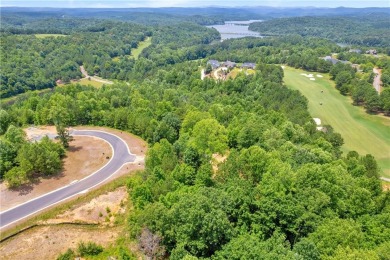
xmin=0 ymin=126 xmax=147 ymax=211
xmin=46 ymin=187 xmax=128 ymax=225
xmin=0 ymin=187 xmax=129 ymax=260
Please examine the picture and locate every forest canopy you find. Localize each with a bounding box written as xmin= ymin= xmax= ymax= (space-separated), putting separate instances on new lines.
xmin=249 ymin=14 xmax=390 ymax=47
xmin=1 ymin=8 xmax=389 ymax=259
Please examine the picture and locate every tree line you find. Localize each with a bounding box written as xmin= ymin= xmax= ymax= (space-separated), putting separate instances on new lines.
xmin=249 ymin=14 xmax=390 ymax=47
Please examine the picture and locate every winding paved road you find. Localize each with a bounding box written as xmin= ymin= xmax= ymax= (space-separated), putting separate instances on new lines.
xmin=0 ymin=130 xmax=135 ymax=229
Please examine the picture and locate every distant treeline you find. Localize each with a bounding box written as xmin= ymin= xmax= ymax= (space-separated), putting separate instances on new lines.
xmin=249 ymin=15 xmax=390 ymax=47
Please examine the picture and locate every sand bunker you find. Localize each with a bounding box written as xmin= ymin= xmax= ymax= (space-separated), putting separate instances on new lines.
xmin=301 ymin=73 xmax=315 ymax=80
xmin=317 ymin=74 xmax=323 ymax=78
xmin=313 ymin=118 xmax=321 ymax=125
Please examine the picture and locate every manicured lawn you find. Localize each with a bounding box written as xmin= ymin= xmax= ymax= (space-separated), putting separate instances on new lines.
xmin=227 ymin=68 xmax=255 ymax=79
xmin=284 ymin=66 xmax=390 ymax=178
xmin=35 ymin=34 xmax=66 ymax=38
xmin=78 ymin=78 xmax=105 ymax=88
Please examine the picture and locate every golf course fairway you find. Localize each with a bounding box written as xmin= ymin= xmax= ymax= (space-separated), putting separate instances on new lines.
xmin=283 ymin=67 xmax=390 ymax=178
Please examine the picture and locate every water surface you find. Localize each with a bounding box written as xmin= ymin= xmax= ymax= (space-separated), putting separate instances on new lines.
xmin=207 ymin=20 xmax=263 ymax=41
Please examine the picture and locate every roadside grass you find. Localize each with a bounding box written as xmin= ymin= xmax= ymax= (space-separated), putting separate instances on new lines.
xmin=0 ymin=172 xmax=139 ymax=242
xmin=78 ymin=78 xmax=105 ymax=88
xmin=35 ymin=34 xmax=66 ymax=38
xmin=283 ymin=66 xmax=390 ymax=178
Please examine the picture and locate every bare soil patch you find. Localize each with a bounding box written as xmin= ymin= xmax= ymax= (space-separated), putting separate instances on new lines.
xmin=211 ymin=153 xmax=228 ymax=173
xmin=0 ymin=225 xmax=121 ymax=260
xmin=0 ymin=126 xmax=147 ymax=212
xmin=72 ymin=126 xmax=148 ymax=178
xmin=0 ymin=187 xmax=129 ymax=260
xmin=383 ymin=182 xmax=390 ymax=192
xmin=46 ymin=187 xmax=128 ymax=225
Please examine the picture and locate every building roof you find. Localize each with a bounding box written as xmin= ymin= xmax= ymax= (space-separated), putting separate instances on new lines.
xmin=349 ymin=49 xmax=362 ymax=53
xmin=323 ymin=56 xmax=340 ymax=65
xmin=241 ymin=62 xmax=256 ymax=68
xmin=223 ymin=60 xmax=236 ymax=67
xmin=207 ymin=60 xmax=220 ymax=68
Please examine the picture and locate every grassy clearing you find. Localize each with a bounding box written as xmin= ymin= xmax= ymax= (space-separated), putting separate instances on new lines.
xmin=34 ymin=34 xmax=66 ymax=38
xmin=130 ymin=37 xmax=152 ymax=60
xmin=227 ymin=68 xmax=255 ymax=79
xmin=283 ymin=66 xmax=390 ymax=178
xmin=78 ymin=78 xmax=105 ymax=88
xmin=112 ymin=37 xmax=152 ymax=62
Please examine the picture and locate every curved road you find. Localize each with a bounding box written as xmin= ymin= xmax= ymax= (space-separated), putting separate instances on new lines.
xmin=80 ymin=66 xmax=113 ymax=85
xmin=0 ymin=130 xmax=135 ymax=229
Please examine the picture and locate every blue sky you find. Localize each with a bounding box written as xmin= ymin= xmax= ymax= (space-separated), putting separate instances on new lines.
xmin=1 ymin=0 xmax=389 ymax=8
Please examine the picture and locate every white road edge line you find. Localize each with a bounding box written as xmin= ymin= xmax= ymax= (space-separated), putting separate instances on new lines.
xmin=0 ymin=130 xmax=135 ymax=229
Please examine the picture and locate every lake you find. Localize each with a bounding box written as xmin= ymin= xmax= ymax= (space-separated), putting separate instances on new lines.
xmin=207 ymin=20 xmax=263 ymax=41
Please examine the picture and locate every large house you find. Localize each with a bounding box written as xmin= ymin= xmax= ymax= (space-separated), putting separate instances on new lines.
xmin=207 ymin=60 xmax=220 ymax=70
xmin=349 ymin=49 xmax=362 ymax=54
xmin=241 ymin=62 xmax=256 ymax=69
xmin=222 ymin=60 xmax=236 ymax=68
xmin=323 ymin=56 xmax=340 ymax=65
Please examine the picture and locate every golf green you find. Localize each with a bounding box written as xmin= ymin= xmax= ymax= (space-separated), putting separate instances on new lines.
xmin=284 ymin=67 xmax=390 ymax=178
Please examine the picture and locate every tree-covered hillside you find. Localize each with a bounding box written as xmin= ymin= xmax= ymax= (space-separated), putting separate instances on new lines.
xmin=0 ymin=19 xmax=220 ymax=98
xmin=2 ymin=58 xmax=389 ymax=259
xmin=1 ymin=9 xmax=389 ymax=259
xmin=249 ymin=15 xmax=390 ymax=47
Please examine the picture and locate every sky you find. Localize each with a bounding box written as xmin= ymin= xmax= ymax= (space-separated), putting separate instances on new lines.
xmin=1 ymin=0 xmax=389 ymax=8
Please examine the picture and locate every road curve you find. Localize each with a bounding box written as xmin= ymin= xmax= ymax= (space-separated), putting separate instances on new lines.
xmin=0 ymin=130 xmax=135 ymax=229
xmin=80 ymin=66 xmax=113 ymax=85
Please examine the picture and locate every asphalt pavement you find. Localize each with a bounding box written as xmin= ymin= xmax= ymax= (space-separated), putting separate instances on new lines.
xmin=0 ymin=130 xmax=135 ymax=229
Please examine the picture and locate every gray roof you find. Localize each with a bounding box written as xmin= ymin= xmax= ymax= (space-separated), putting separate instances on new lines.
xmin=242 ymin=62 xmax=256 ymax=68
xmin=223 ymin=61 xmax=236 ymax=67
xmin=349 ymin=49 xmax=362 ymax=53
xmin=323 ymin=56 xmax=340 ymax=65
xmin=207 ymin=60 xmax=220 ymax=68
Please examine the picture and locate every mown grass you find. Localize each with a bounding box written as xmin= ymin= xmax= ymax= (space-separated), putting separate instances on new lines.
xmin=34 ymin=34 xmax=67 ymax=38
xmin=130 ymin=37 xmax=152 ymax=60
xmin=227 ymin=68 xmax=255 ymax=79
xmin=78 ymin=78 xmax=105 ymax=88
xmin=0 ymin=173 xmax=139 ymax=241
xmin=283 ymin=66 xmax=390 ymax=178
xmin=112 ymin=37 xmax=152 ymax=62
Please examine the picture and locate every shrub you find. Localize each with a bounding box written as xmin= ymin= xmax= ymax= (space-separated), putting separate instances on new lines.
xmin=77 ymin=241 xmax=103 ymax=256
xmin=56 ymin=248 xmax=75 ymax=260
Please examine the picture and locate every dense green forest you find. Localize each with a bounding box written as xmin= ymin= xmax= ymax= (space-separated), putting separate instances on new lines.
xmin=249 ymin=15 xmax=390 ymax=47
xmin=0 ymin=19 xmax=220 ymax=98
xmin=2 ymin=57 xmax=389 ymax=260
xmin=1 ymin=9 xmax=390 ymax=259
